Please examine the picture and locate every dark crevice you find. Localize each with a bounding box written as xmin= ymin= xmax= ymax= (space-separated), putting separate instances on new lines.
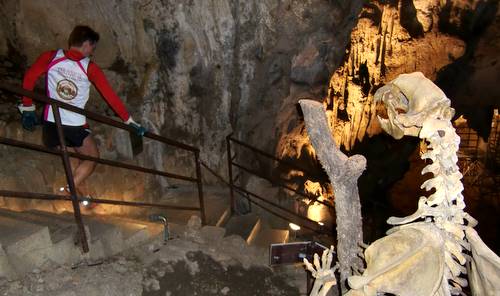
xmin=436 ymin=0 xmax=499 ymax=138
xmin=399 ymin=0 xmax=424 ymax=38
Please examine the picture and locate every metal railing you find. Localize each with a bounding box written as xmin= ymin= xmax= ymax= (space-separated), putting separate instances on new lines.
xmin=487 ymin=113 xmax=500 ymax=171
xmin=455 ymin=124 xmax=481 ymax=159
xmin=226 ymin=134 xmax=334 ymax=235
xmin=0 ymin=83 xmax=205 ymax=253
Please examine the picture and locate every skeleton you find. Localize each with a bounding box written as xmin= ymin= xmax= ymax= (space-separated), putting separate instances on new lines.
xmin=302 ymin=72 xmax=500 ymax=296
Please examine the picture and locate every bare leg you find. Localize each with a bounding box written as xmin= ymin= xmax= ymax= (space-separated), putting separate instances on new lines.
xmin=67 ymin=147 xmax=80 ymax=176
xmin=57 ymin=147 xmax=80 ymax=195
xmin=72 ymin=135 xmax=99 ymax=190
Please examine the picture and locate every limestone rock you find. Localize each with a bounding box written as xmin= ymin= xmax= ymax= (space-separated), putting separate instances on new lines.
xmin=200 ymin=225 xmax=226 ymax=244
xmin=291 ymin=43 xmax=329 ymax=87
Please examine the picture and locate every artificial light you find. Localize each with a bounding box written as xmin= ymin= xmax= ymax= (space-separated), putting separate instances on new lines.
xmin=289 ymin=223 xmax=301 ymax=231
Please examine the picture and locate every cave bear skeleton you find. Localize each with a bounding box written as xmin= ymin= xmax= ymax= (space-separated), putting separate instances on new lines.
xmin=300 ymin=72 xmax=500 ymax=296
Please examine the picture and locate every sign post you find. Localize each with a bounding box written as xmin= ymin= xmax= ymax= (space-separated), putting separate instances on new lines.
xmin=270 ymin=241 xmax=332 ymax=294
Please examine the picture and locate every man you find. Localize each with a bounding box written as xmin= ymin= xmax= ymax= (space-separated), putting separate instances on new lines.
xmin=18 ymin=25 xmax=146 ymax=197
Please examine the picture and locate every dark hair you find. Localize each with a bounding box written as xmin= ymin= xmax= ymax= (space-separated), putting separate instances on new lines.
xmin=68 ymin=25 xmax=100 ymax=47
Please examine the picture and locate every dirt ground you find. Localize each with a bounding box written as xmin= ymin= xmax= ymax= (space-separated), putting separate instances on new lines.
xmin=143 ymin=251 xmax=299 ymax=296
xmin=0 ymin=218 xmax=302 ymax=296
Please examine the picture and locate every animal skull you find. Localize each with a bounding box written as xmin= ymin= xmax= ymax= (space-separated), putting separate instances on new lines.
xmin=374 ymin=72 xmax=455 ymax=139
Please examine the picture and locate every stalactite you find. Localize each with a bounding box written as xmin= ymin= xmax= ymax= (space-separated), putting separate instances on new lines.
xmin=378 ymin=5 xmax=385 ymax=35
xmin=341 ymin=70 xmax=348 ymax=105
xmin=388 ymin=10 xmax=395 ymax=56
xmin=321 ymin=0 xmax=466 ymax=151
xmin=354 ymin=44 xmax=358 ymax=74
xmin=380 ymin=24 xmax=387 ymax=77
xmin=349 ymin=49 xmax=355 ymax=77
xmin=350 ymin=111 xmax=357 ymax=149
xmin=375 ymin=34 xmax=381 ymax=65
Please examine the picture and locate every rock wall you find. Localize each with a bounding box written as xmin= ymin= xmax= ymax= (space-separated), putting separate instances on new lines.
xmin=0 ymin=0 xmax=363 ymax=205
xmin=277 ymin=0 xmax=499 ymax=156
xmin=271 ymin=1 xmax=499 ymax=244
xmin=274 ymin=0 xmax=499 ymax=185
xmin=1 ymin=0 xmax=496 ymax=213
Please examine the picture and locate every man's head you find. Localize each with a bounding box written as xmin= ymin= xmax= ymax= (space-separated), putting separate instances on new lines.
xmin=68 ymin=25 xmax=100 ymax=57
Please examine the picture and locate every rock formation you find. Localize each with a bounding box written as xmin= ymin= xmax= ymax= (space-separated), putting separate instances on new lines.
xmin=276 ymin=0 xmax=499 ymax=172
xmin=303 ymin=72 xmax=500 ymax=296
xmin=0 ymin=0 xmax=362 ymax=203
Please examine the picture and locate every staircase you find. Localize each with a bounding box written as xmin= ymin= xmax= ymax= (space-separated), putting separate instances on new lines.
xmin=0 ymin=186 xmax=291 ymax=280
xmin=0 ymin=208 xmax=163 ymax=279
xmin=223 ymin=212 xmax=289 ymax=247
xmin=153 ymin=185 xmax=291 ymax=249
xmin=0 ymin=85 xmax=297 ymax=282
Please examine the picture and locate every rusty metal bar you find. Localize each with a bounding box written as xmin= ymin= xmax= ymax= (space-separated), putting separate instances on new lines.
xmin=0 ymin=83 xmax=208 ymax=253
xmin=226 ymin=135 xmax=235 ymax=215
xmin=0 ymin=190 xmax=71 ymax=201
xmin=82 ymin=197 xmax=200 ymax=211
xmin=232 ymin=186 xmax=330 ymax=235
xmin=0 ymin=83 xmax=198 ymax=152
xmin=231 ymin=184 xmax=332 ymax=233
xmin=242 ymin=192 xmax=326 ymax=235
xmin=231 ymin=161 xmax=334 ymax=209
xmin=0 ymin=137 xmax=197 ymax=182
xmin=228 ymin=136 xmax=317 ymax=176
xmin=66 ymin=151 xmax=197 ymax=182
xmin=194 ymin=151 xmax=206 ymax=225
xmin=0 ymin=190 xmax=201 ymax=211
xmin=51 ymin=104 xmax=89 ymax=253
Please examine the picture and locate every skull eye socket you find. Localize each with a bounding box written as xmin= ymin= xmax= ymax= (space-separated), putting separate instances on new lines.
xmin=395 ymin=108 xmax=407 ymax=114
xmin=376 ymin=100 xmax=389 ymax=119
xmin=394 ymin=93 xmax=409 ymax=114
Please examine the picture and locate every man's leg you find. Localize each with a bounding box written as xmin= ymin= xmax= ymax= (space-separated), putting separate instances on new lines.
xmin=72 ymin=135 xmax=99 ymax=190
xmin=67 ymin=147 xmax=80 ymax=175
xmin=57 ymin=147 xmax=81 ymax=195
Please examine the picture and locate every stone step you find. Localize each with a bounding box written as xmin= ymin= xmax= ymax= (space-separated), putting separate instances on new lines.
xmin=0 ymin=210 xmax=66 ymax=275
xmin=0 ymin=208 xmax=160 ymax=264
xmin=19 ymin=210 xmax=159 ymax=255
xmin=250 ymin=228 xmax=289 ymax=249
xmin=90 ymin=215 xmax=162 ymax=251
xmin=223 ymin=213 xmax=260 ymax=243
xmin=0 ymin=211 xmax=52 ymax=256
xmin=0 ymin=209 xmax=100 ymax=269
xmin=205 ymin=197 xmax=231 ymax=226
xmin=0 ymin=209 xmax=75 ymax=244
xmin=83 ymin=218 xmax=127 ymax=256
xmin=155 ymin=185 xmax=230 ymax=226
xmin=0 ymin=243 xmax=16 ymax=279
xmin=215 ymin=206 xmax=231 ymax=227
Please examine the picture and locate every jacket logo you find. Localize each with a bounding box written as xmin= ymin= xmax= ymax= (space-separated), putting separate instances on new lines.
xmin=56 ymin=79 xmax=78 ymax=101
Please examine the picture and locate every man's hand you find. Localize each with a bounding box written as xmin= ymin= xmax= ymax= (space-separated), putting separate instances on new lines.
xmin=18 ymin=104 xmax=39 ymax=132
xmin=125 ymin=117 xmax=147 ymax=136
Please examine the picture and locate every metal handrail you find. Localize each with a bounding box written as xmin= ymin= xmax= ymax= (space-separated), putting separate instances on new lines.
xmin=0 ymin=83 xmax=197 ymax=151
xmin=231 ymin=161 xmax=334 ymax=209
xmin=227 ymin=136 xmax=334 ymax=208
xmin=228 ymin=136 xmax=319 ymax=176
xmin=200 ymin=161 xmax=330 ymax=235
xmin=0 ymin=83 xmax=206 ymax=252
xmin=0 ymin=137 xmax=198 ymax=182
xmin=225 ymin=135 xmax=333 ymax=235
xmin=0 ymin=190 xmax=201 ymax=211
xmin=232 ymin=184 xmax=333 ymax=234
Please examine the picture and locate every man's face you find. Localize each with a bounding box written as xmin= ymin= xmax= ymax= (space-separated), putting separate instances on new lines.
xmin=81 ymin=40 xmax=97 ymax=57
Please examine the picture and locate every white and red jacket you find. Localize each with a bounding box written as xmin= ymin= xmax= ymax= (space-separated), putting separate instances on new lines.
xmin=22 ymin=49 xmax=130 ymax=126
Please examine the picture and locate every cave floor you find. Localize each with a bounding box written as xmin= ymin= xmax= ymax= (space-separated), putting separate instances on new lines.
xmin=0 ymin=215 xmax=304 ymax=296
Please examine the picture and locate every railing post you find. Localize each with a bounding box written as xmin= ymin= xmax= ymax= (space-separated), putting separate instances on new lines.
xmin=226 ymin=135 xmax=235 ymax=215
xmin=52 ymin=104 xmax=89 ymax=253
xmin=194 ymin=151 xmax=206 ymax=225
